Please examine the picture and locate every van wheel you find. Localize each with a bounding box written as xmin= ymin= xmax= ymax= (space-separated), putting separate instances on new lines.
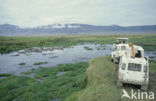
xmin=114 ymin=58 xmax=119 ymax=64
xmin=117 ymin=80 xmax=123 ymax=87
xmin=118 ymin=58 xmax=120 ymax=63
xmin=141 ymin=85 xmax=148 ymax=91
xmin=114 ymin=58 xmax=117 ymax=63
xmin=111 ymin=58 xmax=114 ymax=62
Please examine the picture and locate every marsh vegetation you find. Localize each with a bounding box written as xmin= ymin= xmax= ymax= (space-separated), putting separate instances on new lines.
xmin=0 ymin=34 xmax=156 ymax=54
xmin=1 ymin=57 xmax=156 ymax=101
xmin=33 ymin=62 xmax=48 ymax=65
xmin=0 ymin=34 xmax=156 ymax=101
xmin=0 ymin=62 xmax=88 ymax=101
xmin=83 ymin=46 xmax=93 ymax=50
xmin=19 ymin=62 xmax=26 ymax=65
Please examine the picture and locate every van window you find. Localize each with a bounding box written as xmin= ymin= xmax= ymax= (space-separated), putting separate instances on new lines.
xmin=128 ymin=63 xmax=141 ymax=72
xmin=144 ymin=65 xmax=147 ymax=72
xmin=135 ymin=50 xmax=142 ymax=58
xmin=122 ymin=63 xmax=126 ymax=70
xmin=121 ymin=46 xmax=126 ymax=50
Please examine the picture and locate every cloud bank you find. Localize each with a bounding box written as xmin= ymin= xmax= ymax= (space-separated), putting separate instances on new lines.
xmin=0 ymin=0 xmax=156 ymax=27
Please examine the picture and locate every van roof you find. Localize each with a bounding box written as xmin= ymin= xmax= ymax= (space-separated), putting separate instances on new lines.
xmin=133 ymin=45 xmax=144 ymax=51
xmin=117 ymin=44 xmax=144 ymax=51
xmin=117 ymin=44 xmax=129 ymax=47
xmin=117 ymin=38 xmax=128 ymax=40
xmin=122 ymin=57 xmax=147 ymax=64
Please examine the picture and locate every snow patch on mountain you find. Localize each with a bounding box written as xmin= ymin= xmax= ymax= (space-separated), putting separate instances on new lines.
xmin=67 ymin=24 xmax=80 ymax=28
xmin=41 ymin=24 xmax=80 ymax=28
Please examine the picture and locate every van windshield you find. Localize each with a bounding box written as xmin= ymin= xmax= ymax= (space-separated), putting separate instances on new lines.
xmin=128 ymin=63 xmax=142 ymax=72
xmin=121 ymin=46 xmax=126 ymax=50
xmin=117 ymin=39 xmax=127 ymax=44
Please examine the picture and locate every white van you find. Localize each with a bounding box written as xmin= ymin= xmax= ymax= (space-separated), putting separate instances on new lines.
xmin=117 ymin=51 xmax=149 ymax=91
xmin=111 ymin=44 xmax=129 ymax=63
xmin=112 ymin=38 xmax=128 ymax=50
xmin=111 ymin=38 xmax=128 ymax=63
xmin=111 ymin=43 xmax=145 ymax=63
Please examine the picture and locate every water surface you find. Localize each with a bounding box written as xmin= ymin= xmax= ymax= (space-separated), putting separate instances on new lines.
xmin=0 ymin=43 xmax=155 ymax=75
xmin=0 ymin=44 xmax=111 ymax=75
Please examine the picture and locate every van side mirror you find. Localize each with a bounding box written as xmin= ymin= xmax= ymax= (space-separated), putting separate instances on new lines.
xmin=144 ymin=56 xmax=149 ymax=62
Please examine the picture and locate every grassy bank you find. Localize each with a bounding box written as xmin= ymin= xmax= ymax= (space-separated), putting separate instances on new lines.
xmin=0 ymin=62 xmax=88 ymax=101
xmin=0 ymin=34 xmax=156 ymax=53
xmin=66 ymin=56 xmax=156 ymax=101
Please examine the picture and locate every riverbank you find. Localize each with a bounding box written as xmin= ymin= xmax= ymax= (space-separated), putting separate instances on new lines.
xmin=0 ymin=34 xmax=156 ymax=54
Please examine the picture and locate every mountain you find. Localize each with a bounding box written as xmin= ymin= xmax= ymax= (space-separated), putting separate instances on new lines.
xmin=0 ymin=24 xmax=156 ymax=36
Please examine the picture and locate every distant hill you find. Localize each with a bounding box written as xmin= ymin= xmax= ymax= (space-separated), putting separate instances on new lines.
xmin=0 ymin=24 xmax=156 ymax=36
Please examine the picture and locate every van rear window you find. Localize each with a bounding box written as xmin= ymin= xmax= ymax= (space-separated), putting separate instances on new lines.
xmin=128 ymin=63 xmax=141 ymax=72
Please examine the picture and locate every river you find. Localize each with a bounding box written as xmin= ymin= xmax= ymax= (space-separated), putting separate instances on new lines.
xmin=0 ymin=43 xmax=155 ymax=75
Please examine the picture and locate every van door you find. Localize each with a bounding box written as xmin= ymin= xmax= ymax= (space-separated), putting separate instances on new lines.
xmin=125 ymin=63 xmax=145 ymax=83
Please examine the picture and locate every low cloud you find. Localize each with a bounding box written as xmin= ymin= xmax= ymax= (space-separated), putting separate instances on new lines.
xmin=0 ymin=0 xmax=156 ymax=27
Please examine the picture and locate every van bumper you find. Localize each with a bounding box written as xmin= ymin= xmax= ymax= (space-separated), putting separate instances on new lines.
xmin=118 ymin=78 xmax=147 ymax=85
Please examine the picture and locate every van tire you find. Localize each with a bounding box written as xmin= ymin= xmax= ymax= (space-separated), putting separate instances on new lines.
xmin=141 ymin=85 xmax=148 ymax=91
xmin=118 ymin=57 xmax=120 ymax=63
xmin=111 ymin=58 xmax=114 ymax=62
xmin=114 ymin=58 xmax=119 ymax=64
xmin=114 ymin=58 xmax=117 ymax=64
xmin=117 ymin=80 xmax=123 ymax=87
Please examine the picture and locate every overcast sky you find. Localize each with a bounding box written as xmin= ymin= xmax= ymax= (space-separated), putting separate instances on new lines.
xmin=0 ymin=0 xmax=156 ymax=27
